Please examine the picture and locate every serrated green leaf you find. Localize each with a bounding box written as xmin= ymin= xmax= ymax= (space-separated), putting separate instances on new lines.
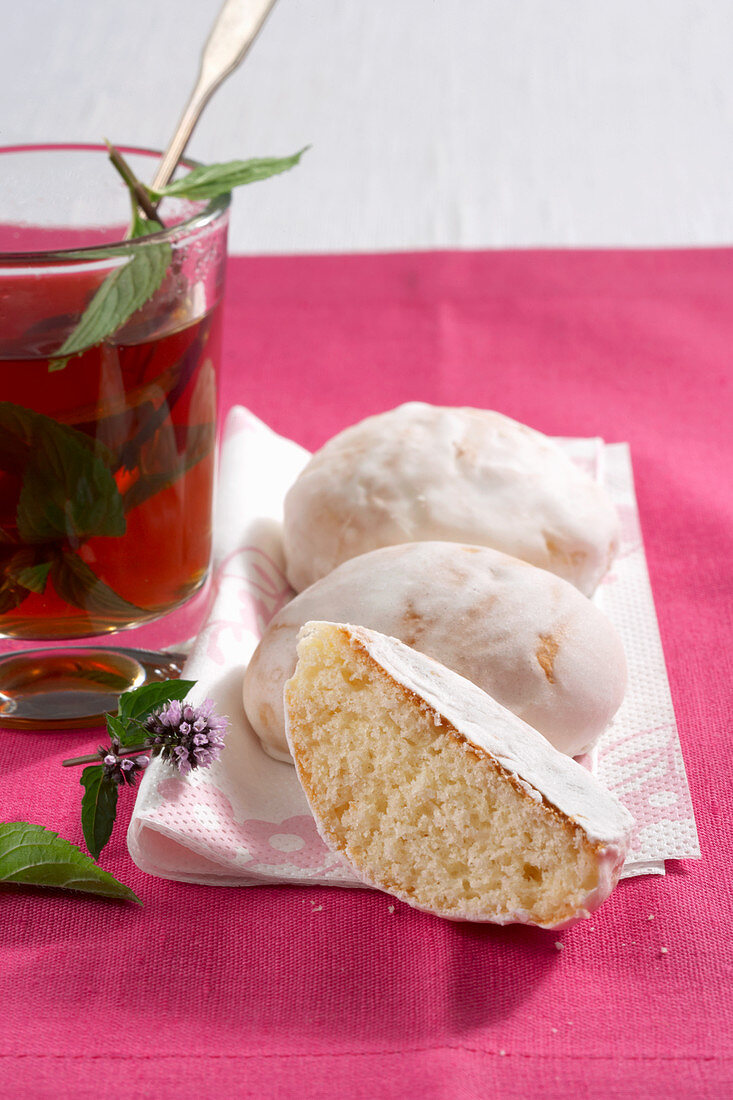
xmin=106 ymin=712 xmax=130 ymax=743
xmin=1 ymin=547 xmax=52 ymax=610
xmin=105 ymin=712 xmax=148 ymax=750
xmin=80 ymin=766 xmax=119 ymax=860
xmin=0 ymin=401 xmax=114 ymax=466
xmin=0 ymin=822 xmax=140 ymax=904
xmin=8 ymin=561 xmax=52 ymax=594
xmin=0 ymin=402 xmax=126 ymax=546
xmin=117 ymin=678 xmax=196 ymax=724
xmin=50 ymin=552 xmax=144 ymax=620
xmin=50 ymin=236 xmax=171 ymax=366
xmin=129 ymin=210 xmax=164 ymax=240
xmin=0 ymin=573 xmax=31 ymax=615
xmin=154 ymin=148 xmax=309 ymax=202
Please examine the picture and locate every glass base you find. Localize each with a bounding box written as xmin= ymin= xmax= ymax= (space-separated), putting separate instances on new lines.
xmin=0 ymin=576 xmax=212 ymax=730
xmin=0 ymin=646 xmax=188 ymax=729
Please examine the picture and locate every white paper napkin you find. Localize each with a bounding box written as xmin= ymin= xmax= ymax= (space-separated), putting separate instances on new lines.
xmin=127 ymin=406 xmax=700 ymax=886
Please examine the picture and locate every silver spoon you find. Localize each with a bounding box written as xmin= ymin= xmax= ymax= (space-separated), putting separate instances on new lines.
xmin=151 ymin=0 xmax=279 ymax=193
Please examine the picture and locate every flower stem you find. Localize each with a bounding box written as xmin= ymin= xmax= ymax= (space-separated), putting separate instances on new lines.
xmin=62 ymin=745 xmax=149 ymax=768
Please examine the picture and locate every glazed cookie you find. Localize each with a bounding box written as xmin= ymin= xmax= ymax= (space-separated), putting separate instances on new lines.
xmin=243 ymin=542 xmax=627 ymax=762
xmin=282 ymin=403 xmax=619 ymax=595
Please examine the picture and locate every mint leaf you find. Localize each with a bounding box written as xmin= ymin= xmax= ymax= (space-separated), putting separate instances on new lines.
xmin=80 ymin=766 xmax=119 ymax=859
xmin=0 ymin=572 xmax=31 ymax=615
xmin=117 ymin=678 xmax=196 ymax=724
xmin=18 ymin=448 xmax=125 ymax=543
xmin=0 ymin=822 xmax=140 ymax=904
xmin=7 ymin=561 xmax=52 ymax=594
xmin=106 ymin=711 xmax=147 ymax=750
xmin=106 ymin=712 xmax=133 ymax=744
xmin=50 ymin=236 xmax=171 ymax=368
xmin=0 ymin=403 xmax=126 ymax=545
xmin=50 ymin=552 xmax=144 ymax=619
xmin=129 ymin=210 xmax=163 ymax=240
xmin=154 ymin=148 xmax=309 ymax=201
xmin=45 ymin=144 xmax=306 ymax=373
xmin=1 ymin=548 xmax=53 ymax=608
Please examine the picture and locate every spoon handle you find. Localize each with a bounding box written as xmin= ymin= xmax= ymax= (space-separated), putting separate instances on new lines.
xmin=151 ymin=0 xmax=279 ymax=193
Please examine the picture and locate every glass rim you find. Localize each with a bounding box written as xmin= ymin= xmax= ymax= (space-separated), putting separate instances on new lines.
xmin=0 ymin=142 xmax=231 ymax=263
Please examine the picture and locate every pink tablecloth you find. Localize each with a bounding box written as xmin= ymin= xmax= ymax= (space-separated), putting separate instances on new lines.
xmin=2 ymin=249 xmax=732 ymax=1099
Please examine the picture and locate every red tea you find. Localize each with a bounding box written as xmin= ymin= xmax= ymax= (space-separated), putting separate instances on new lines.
xmin=0 ymin=304 xmax=221 ymax=639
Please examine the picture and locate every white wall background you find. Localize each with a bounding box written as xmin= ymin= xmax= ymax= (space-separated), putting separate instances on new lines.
xmin=2 ymin=0 xmax=732 ymax=254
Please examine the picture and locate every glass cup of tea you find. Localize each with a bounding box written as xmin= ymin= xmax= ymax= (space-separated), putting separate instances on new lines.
xmin=0 ymin=144 xmax=230 ymax=724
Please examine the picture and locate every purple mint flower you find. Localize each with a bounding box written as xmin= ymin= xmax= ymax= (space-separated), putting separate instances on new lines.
xmin=145 ymin=697 xmax=229 ymax=775
xmin=97 ymin=742 xmax=149 ymax=787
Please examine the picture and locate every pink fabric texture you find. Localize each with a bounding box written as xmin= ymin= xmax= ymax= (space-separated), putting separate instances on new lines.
xmin=1 ymin=249 xmax=731 ymax=1099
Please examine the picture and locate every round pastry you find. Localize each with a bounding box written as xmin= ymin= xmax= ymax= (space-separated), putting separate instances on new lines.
xmin=282 ymin=402 xmax=620 ymax=596
xmin=243 ymin=541 xmax=627 ymax=762
xmin=284 ymin=621 xmax=633 ymax=927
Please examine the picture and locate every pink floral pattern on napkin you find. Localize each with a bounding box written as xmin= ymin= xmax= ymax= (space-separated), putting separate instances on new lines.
xmin=202 ymin=546 xmax=293 ymax=666
xmin=154 ymin=778 xmax=337 ymax=875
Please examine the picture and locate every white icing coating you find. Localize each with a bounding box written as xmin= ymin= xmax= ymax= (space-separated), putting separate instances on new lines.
xmin=283 ymin=403 xmax=620 ymax=594
xmin=244 ymin=541 xmax=627 ymax=761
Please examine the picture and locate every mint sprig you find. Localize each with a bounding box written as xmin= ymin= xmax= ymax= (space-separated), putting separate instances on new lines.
xmin=75 ymin=678 xmax=196 ymax=859
xmin=6 ymin=680 xmax=229 ymax=907
xmin=50 ymin=143 xmax=307 ymax=371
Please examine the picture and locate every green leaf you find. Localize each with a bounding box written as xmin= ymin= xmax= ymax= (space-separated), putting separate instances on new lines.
xmin=129 ymin=209 xmax=164 ymax=240
xmin=50 ymin=552 xmax=144 ymax=619
xmin=105 ymin=708 xmax=129 ymax=743
xmin=80 ymin=766 xmax=119 ymax=860
xmin=1 ymin=547 xmax=52 ymax=611
xmin=48 ymin=355 xmax=71 ymax=373
xmin=0 ymin=573 xmax=31 ymax=615
xmin=18 ymin=439 xmax=125 ymax=544
xmin=154 ymin=148 xmax=309 ymax=201
xmin=8 ymin=561 xmax=52 ymax=594
xmin=0 ymin=822 xmax=140 ymax=904
xmin=105 ymin=711 xmax=148 ymax=750
xmin=0 ymin=403 xmax=126 ymax=546
xmin=50 ymin=236 xmax=171 ymax=367
xmin=117 ymin=678 xmax=196 ymax=724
